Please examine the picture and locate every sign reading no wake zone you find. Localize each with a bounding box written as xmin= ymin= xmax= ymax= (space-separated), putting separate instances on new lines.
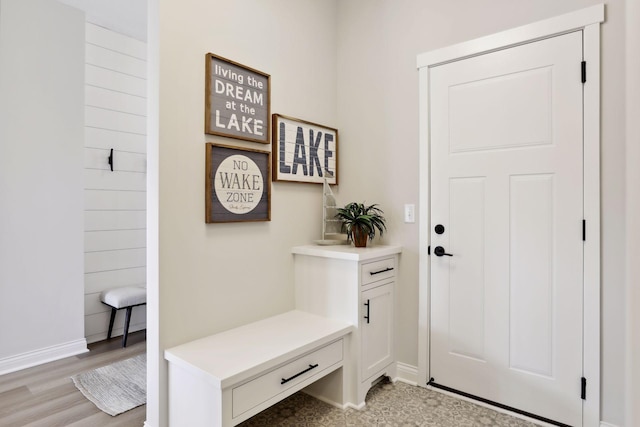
xmin=206 ymin=144 xmax=271 ymax=223
xmin=205 ymin=53 xmax=270 ymax=143
xmin=272 ymin=114 xmax=338 ymax=185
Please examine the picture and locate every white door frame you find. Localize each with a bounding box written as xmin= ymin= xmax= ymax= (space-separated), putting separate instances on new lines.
xmin=416 ymin=5 xmax=604 ymax=426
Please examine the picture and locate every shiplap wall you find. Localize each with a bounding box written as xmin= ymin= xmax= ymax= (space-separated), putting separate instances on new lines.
xmin=83 ymin=23 xmax=147 ymax=344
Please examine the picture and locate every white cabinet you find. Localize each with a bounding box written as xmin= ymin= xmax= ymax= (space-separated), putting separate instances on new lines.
xmin=361 ymin=282 xmax=393 ymax=380
xmin=292 ymin=245 xmax=401 ymax=407
xmin=164 ymin=310 xmax=352 ymax=427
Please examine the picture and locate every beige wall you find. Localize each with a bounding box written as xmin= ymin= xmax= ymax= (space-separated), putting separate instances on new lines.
xmin=151 ymin=1 xmax=338 ymax=425
xmin=152 ymin=1 xmax=631 ymax=426
xmin=158 ymin=0 xmax=338 ymax=346
xmin=335 ymin=0 xmax=626 ymax=425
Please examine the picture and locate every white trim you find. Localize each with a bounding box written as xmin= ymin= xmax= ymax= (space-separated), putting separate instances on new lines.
xmin=417 ymin=61 xmax=432 ymax=392
xmin=0 ymin=339 xmax=88 ymax=376
xmin=625 ymin=1 xmax=640 ymax=426
xmin=395 ymin=362 xmax=418 ymax=386
xmin=416 ymin=5 xmax=603 ymax=427
xmin=417 ymin=4 xmax=604 ymax=68
xmin=600 ymin=423 xmax=620 ymax=427
xmin=301 ymin=390 xmax=349 ymax=410
xmin=146 ymin=1 xmax=161 ymax=426
xmin=582 ymin=21 xmax=602 ymax=427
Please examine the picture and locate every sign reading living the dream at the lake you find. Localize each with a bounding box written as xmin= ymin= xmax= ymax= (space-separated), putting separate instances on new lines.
xmin=205 ymin=143 xmax=271 ymax=223
xmin=272 ymin=114 xmax=338 ymax=185
xmin=205 ymin=53 xmax=270 ymax=144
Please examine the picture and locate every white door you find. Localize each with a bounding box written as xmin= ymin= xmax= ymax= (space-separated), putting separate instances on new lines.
xmin=429 ymin=31 xmax=584 ymax=426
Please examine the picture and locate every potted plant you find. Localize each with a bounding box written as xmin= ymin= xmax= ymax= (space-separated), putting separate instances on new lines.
xmin=335 ymin=202 xmax=387 ymax=247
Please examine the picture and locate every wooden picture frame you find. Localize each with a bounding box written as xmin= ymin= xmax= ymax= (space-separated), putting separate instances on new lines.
xmin=205 ymin=53 xmax=271 ymax=144
xmin=272 ymin=114 xmax=338 ymax=184
xmin=205 ymin=143 xmax=271 ymax=223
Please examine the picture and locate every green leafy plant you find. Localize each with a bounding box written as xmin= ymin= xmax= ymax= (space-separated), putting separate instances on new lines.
xmin=335 ymin=202 xmax=387 ymax=247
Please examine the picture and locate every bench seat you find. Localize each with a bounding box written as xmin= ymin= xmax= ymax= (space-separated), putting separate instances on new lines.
xmin=100 ymin=286 xmax=146 ymax=347
xmin=165 ymin=310 xmax=353 ymax=427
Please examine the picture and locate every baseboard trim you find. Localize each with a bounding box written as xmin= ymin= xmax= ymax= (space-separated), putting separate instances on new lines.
xmin=85 ymin=323 xmax=146 ymax=344
xmin=0 ymin=338 xmax=88 ymax=375
xmin=395 ymin=362 xmax=418 ymax=386
xmin=600 ymin=422 xmax=620 ymax=427
xmin=302 ymin=390 xmax=349 ymax=410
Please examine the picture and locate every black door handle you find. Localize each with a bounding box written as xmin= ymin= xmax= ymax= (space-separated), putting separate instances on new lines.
xmin=434 ymin=246 xmax=453 ymax=257
xmin=364 ymin=299 xmax=370 ymax=323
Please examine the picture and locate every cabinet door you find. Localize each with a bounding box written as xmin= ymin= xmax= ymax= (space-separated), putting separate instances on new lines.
xmin=361 ymin=282 xmax=394 ymax=380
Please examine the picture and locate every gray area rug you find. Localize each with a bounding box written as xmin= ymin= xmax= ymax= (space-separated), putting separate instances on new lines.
xmin=71 ymin=354 xmax=146 ymax=416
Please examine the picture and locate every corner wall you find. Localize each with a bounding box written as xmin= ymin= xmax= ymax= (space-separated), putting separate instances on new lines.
xmin=0 ymin=0 xmax=86 ymax=372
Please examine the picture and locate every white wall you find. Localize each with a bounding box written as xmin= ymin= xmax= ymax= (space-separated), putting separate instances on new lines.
xmin=149 ymin=1 xmax=338 ymax=425
xmin=0 ymin=0 xmax=86 ymax=372
xmin=334 ymin=0 xmax=626 ymax=425
xmin=57 ymin=0 xmax=147 ymax=42
xmin=83 ymin=23 xmax=147 ymax=344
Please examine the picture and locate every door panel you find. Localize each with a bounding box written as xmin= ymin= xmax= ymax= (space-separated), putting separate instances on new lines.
xmin=430 ymin=31 xmax=583 ymax=426
xmin=509 ymin=174 xmax=554 ymax=376
xmin=448 ymin=177 xmax=486 ymax=361
xmin=449 ymin=66 xmax=552 ymax=153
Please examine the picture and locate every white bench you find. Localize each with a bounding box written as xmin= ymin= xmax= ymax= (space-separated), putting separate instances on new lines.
xmin=100 ymin=286 xmax=146 ymax=347
xmin=164 ymin=310 xmax=353 ymax=427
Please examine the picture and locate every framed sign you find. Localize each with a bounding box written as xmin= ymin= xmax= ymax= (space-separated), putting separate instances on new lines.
xmin=205 ymin=53 xmax=271 ymax=144
xmin=205 ymin=143 xmax=271 ymax=223
xmin=272 ymin=114 xmax=338 ymax=184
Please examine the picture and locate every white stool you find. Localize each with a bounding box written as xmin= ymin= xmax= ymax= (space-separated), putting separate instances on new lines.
xmin=100 ymin=286 xmax=146 ymax=347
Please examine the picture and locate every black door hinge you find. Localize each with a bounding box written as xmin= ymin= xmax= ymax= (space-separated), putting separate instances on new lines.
xmin=581 ymin=377 xmax=587 ymax=400
xmin=428 ymin=245 xmax=431 ymax=255
xmin=583 ymin=219 xmax=586 ymax=241
xmin=581 ymin=61 xmax=587 ymax=83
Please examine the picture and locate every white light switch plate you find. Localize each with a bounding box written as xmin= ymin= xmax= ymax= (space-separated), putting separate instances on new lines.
xmin=404 ymin=204 xmax=415 ymax=223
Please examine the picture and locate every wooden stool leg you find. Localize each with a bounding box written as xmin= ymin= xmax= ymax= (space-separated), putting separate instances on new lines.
xmin=122 ymin=306 xmax=133 ymax=347
xmin=107 ymin=307 xmax=117 ymax=339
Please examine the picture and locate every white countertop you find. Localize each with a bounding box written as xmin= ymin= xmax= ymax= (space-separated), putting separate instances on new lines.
xmin=291 ymin=244 xmax=402 ymax=261
xmin=164 ymin=310 xmax=352 ymax=388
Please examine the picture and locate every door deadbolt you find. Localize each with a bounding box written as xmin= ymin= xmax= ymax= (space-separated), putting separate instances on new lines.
xmin=435 ymin=224 xmax=445 ymax=234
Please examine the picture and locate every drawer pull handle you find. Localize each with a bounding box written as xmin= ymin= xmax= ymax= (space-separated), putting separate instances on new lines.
xmin=370 ymin=267 xmax=394 ymax=275
xmin=364 ymin=299 xmax=370 ymax=324
xmin=281 ymin=364 xmax=319 ymax=385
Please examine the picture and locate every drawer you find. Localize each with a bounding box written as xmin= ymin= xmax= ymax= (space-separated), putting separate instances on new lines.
xmin=361 ymin=257 xmax=396 ymax=285
xmin=232 ymin=339 xmax=343 ymax=418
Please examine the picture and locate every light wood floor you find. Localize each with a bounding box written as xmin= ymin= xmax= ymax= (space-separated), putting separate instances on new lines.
xmin=0 ymin=332 xmax=146 ymax=427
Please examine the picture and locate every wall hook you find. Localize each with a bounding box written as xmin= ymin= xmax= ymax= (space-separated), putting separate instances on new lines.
xmin=108 ymin=148 xmax=114 ymax=171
